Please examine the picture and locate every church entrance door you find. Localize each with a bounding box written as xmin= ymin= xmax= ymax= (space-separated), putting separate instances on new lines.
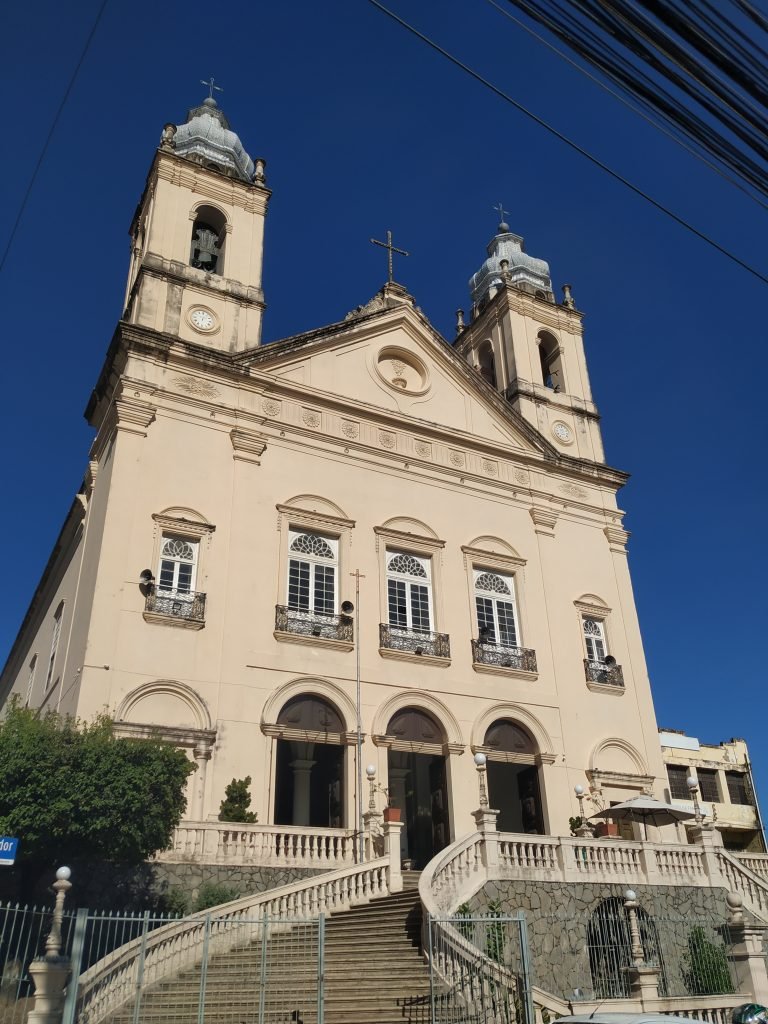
xmin=272 ymin=695 xmax=346 ymax=828
xmin=386 ymin=708 xmax=451 ymax=869
xmin=482 ymin=720 xmax=545 ymax=834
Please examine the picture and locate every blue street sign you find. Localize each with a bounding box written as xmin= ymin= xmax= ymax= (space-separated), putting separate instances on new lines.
xmin=0 ymin=838 xmax=19 ymax=866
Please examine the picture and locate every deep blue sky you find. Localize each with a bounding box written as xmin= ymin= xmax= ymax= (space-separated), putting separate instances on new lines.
xmin=2 ymin=2 xmax=765 ymax=810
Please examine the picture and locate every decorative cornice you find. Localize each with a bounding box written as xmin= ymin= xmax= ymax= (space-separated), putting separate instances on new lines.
xmin=587 ymin=768 xmax=654 ymax=793
xmin=230 ymin=428 xmax=267 ymax=464
xmin=529 ymin=506 xmax=558 ymax=537
xmin=461 ymin=544 xmax=526 ymax=572
xmin=276 ymin=504 xmax=355 ymax=531
xmin=472 ymin=662 xmax=539 ymax=682
xmin=604 ymin=525 xmax=630 ymax=553
xmin=113 ymin=721 xmax=216 ymax=749
xmin=114 ymin=396 xmax=156 ymax=436
xmin=373 ymin=525 xmax=446 ymax=551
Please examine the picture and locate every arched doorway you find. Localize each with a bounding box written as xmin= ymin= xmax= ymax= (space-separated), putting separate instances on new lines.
xmin=386 ymin=707 xmax=451 ymax=869
xmin=482 ymin=720 xmax=544 ymax=834
xmin=274 ymin=695 xmax=346 ymax=828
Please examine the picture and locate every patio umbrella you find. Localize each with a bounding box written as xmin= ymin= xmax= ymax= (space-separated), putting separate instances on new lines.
xmin=589 ymin=796 xmax=697 ymax=839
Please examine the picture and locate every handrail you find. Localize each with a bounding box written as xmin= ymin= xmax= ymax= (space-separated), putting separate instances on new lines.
xmin=77 ymin=856 xmax=390 ymax=1024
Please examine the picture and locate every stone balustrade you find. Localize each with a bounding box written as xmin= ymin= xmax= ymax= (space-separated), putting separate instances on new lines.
xmin=156 ymin=821 xmax=358 ymax=869
xmin=78 ymin=821 xmax=404 ymax=1024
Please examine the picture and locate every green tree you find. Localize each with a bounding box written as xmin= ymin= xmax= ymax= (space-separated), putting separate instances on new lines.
xmin=0 ymin=700 xmax=194 ymax=899
xmin=682 ymin=925 xmax=734 ymax=995
xmin=218 ymin=777 xmax=258 ymax=822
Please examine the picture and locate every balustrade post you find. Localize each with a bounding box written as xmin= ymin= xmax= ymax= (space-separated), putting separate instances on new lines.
xmin=691 ymin=823 xmax=725 ymax=886
xmin=383 ymin=820 xmax=404 ymax=892
xmin=28 ymin=868 xmax=73 ymax=1024
xmin=557 ymin=837 xmax=582 ymax=882
xmin=472 ymin=807 xmax=500 ymax=873
xmin=202 ymin=824 xmax=220 ymax=860
xmin=726 ymin=892 xmax=768 ymax=1003
xmin=638 ymin=844 xmax=661 ymax=885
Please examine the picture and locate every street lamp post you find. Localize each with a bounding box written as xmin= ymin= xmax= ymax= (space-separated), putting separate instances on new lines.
xmin=687 ymin=775 xmax=704 ymax=825
xmin=474 ymin=752 xmax=489 ymax=808
xmin=574 ymin=784 xmax=594 ymax=837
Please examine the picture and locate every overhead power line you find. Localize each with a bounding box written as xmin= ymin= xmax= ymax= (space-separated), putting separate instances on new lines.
xmin=499 ymin=0 xmax=768 ymax=204
xmin=485 ymin=0 xmax=768 ymax=211
xmin=366 ymin=0 xmax=768 ymax=288
xmin=0 ymin=0 xmax=110 ymax=276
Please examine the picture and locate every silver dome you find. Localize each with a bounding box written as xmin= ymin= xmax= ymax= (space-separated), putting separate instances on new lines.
xmin=469 ymin=225 xmax=552 ymax=306
xmin=173 ymin=97 xmax=255 ymax=183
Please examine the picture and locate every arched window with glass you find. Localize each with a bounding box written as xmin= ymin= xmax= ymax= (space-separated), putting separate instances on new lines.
xmin=387 ymin=551 xmax=432 ymax=633
xmin=158 ymin=535 xmax=199 ymax=596
xmin=474 ymin=569 xmax=519 ymax=647
xmin=287 ymin=530 xmax=338 ymax=614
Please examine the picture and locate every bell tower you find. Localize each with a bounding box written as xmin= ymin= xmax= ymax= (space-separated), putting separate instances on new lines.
xmin=456 ymin=217 xmax=605 ymax=463
xmin=123 ymin=94 xmax=271 ymax=352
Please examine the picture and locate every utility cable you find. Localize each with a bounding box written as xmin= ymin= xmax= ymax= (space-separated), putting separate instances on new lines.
xmin=485 ymin=0 xmax=768 ymax=211
xmin=366 ymin=0 xmax=768 ymax=287
xmin=0 ymin=0 xmax=110 ymax=276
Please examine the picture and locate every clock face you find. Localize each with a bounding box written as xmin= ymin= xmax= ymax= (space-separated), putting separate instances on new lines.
xmin=190 ymin=308 xmax=215 ymax=332
xmin=552 ymin=421 xmax=572 ymax=443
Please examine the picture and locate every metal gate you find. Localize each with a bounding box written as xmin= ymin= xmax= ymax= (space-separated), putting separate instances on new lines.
xmin=428 ymin=912 xmax=533 ymax=1024
xmin=66 ymin=911 xmax=324 ymax=1024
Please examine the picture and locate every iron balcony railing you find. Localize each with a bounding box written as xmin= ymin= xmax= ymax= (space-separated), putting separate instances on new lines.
xmin=472 ymin=639 xmax=538 ymax=672
xmin=145 ymin=588 xmax=206 ymax=622
xmin=584 ymin=658 xmax=625 ymax=687
xmin=379 ymin=623 xmax=451 ymax=659
xmin=275 ymin=604 xmax=354 ymax=643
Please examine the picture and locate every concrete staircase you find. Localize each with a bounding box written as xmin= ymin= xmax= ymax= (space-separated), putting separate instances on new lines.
xmin=109 ymin=873 xmax=434 ymax=1024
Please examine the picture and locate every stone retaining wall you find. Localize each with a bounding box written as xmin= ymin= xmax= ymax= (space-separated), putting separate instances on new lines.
xmin=467 ymin=879 xmax=733 ymax=1001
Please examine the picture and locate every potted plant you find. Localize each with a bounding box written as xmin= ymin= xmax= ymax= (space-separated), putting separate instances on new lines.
xmin=593 ymin=820 xmax=620 ymax=838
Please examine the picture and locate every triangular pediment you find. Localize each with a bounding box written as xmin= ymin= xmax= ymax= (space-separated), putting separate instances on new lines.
xmin=244 ymin=303 xmax=552 ymax=459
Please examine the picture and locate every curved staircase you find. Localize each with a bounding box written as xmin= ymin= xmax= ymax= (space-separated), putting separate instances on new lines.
xmin=108 ymin=873 xmax=430 ymax=1024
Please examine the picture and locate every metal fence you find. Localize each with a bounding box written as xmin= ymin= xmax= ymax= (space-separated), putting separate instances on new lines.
xmin=0 ymin=901 xmax=76 ymax=1024
xmin=531 ymin=899 xmax=736 ymax=1004
xmin=428 ymin=912 xmax=533 ymax=1024
xmin=70 ymin=911 xmax=323 ymax=1024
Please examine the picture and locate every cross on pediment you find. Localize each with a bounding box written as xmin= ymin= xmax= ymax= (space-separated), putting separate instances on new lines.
xmin=370 ymin=230 xmax=409 ymax=285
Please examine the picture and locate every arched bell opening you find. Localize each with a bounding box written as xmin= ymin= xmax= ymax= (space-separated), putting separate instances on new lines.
xmin=482 ymin=719 xmax=544 ymax=834
xmin=273 ymin=694 xmax=346 ymax=828
xmin=385 ymin=707 xmax=451 ymax=869
xmin=190 ymin=204 xmax=227 ymax=275
xmin=477 ymin=341 xmax=497 ymax=388
xmin=538 ymin=330 xmax=564 ymax=392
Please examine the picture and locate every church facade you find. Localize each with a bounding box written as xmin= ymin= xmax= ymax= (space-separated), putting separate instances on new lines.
xmin=0 ymin=96 xmax=669 ymax=869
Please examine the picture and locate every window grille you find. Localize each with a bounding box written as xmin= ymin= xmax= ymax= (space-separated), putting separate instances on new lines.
xmin=386 ymin=550 xmax=432 ymax=632
xmin=697 ymin=768 xmax=720 ymax=803
xmin=475 ymin=569 xmax=518 ymax=647
xmin=583 ymin=617 xmax=607 ymax=662
xmin=158 ymin=535 xmax=198 ymax=595
xmin=287 ymin=530 xmax=338 ymax=615
xmin=726 ymin=771 xmax=752 ymax=806
xmin=667 ymin=765 xmax=690 ymax=801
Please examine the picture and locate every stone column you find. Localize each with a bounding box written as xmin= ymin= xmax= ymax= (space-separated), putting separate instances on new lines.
xmin=290 ymin=759 xmax=316 ymax=826
xmin=193 ymin=740 xmax=213 ymax=820
xmin=727 ymin=892 xmax=768 ymax=1003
